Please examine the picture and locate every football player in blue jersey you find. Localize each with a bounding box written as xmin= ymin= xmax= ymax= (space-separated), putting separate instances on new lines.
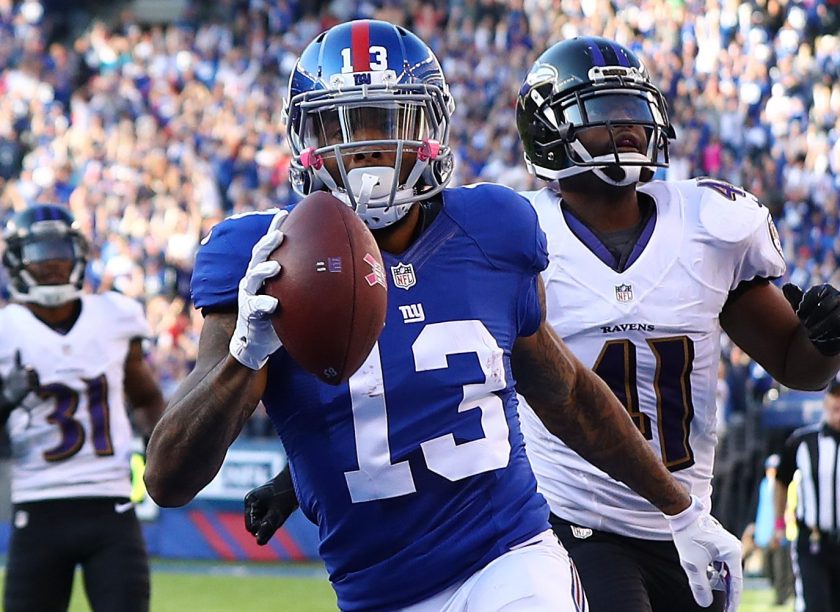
xmin=512 ymin=37 xmax=840 ymax=612
xmin=145 ymin=21 xmax=742 ymax=611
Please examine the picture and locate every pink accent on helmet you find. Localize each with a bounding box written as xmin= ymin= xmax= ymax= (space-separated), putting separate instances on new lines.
xmin=300 ymin=147 xmax=324 ymax=170
xmin=417 ymin=139 xmax=440 ymax=162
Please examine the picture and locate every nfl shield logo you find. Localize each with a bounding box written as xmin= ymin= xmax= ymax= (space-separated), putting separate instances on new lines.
xmin=391 ymin=263 xmax=416 ymax=290
xmin=615 ymin=284 xmax=633 ymax=302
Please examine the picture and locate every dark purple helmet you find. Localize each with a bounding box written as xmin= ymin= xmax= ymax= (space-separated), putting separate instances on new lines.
xmin=3 ymin=204 xmax=88 ymax=306
xmin=516 ymin=37 xmax=675 ymax=187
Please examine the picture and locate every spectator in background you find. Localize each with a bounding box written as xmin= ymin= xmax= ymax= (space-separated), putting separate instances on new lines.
xmin=726 ymin=345 xmax=753 ymax=420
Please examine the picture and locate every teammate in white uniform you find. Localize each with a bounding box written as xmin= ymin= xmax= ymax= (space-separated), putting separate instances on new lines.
xmin=514 ymin=36 xmax=840 ymax=612
xmin=0 ymin=204 xmax=165 ymax=612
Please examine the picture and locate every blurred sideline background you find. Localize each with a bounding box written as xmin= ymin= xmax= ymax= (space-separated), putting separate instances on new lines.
xmin=3 ymin=0 xmax=840 ymax=609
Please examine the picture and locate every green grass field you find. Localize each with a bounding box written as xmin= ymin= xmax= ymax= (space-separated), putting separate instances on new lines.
xmin=0 ymin=563 xmax=794 ymax=611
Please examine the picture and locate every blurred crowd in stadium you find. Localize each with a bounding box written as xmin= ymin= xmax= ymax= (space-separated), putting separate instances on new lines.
xmin=1 ymin=0 xmax=839 ymax=434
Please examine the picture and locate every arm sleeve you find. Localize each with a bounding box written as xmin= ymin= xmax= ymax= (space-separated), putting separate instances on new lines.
xmin=516 ymin=211 xmax=548 ymax=337
xmin=511 ymin=189 xmax=548 ymax=337
xmin=445 ymin=184 xmax=548 ymax=337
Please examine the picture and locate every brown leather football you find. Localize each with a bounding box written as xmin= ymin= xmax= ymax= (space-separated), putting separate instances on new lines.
xmin=264 ymin=192 xmax=387 ymax=384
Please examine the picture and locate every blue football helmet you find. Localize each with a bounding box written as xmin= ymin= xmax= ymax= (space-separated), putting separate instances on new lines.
xmin=516 ymin=37 xmax=675 ymax=187
xmin=285 ymin=20 xmax=455 ymax=229
xmin=2 ymin=204 xmax=88 ymax=306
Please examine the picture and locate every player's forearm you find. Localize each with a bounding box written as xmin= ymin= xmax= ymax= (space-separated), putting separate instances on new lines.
xmin=721 ymin=284 xmax=840 ymax=390
xmin=779 ymin=327 xmax=840 ymax=390
xmin=513 ymin=328 xmax=690 ymax=516
xmin=145 ymin=355 xmax=257 ymax=506
xmin=554 ymin=368 xmax=690 ymax=515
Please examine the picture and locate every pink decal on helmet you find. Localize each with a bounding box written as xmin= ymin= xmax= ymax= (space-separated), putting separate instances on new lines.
xmin=417 ymin=139 xmax=440 ymax=162
xmin=300 ymin=147 xmax=324 ymax=170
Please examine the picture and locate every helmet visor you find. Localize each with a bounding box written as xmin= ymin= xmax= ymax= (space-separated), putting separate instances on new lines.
xmin=21 ymin=235 xmax=78 ymax=264
xmin=559 ymin=92 xmax=666 ymax=127
xmin=301 ymin=102 xmax=433 ymax=151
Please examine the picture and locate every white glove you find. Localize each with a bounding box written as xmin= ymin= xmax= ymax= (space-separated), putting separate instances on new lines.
xmin=229 ymin=211 xmax=287 ymax=370
xmin=666 ymin=495 xmax=743 ymax=612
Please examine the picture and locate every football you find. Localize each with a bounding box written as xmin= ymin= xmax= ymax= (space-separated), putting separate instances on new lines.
xmin=263 ymin=192 xmax=388 ymax=384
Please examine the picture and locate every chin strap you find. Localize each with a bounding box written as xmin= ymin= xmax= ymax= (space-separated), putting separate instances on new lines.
xmin=330 ymin=166 xmax=415 ymax=229
xmin=567 ymin=140 xmax=649 ymax=186
xmin=591 ymin=164 xmax=642 ymax=187
xmin=353 ymin=171 xmax=384 ymax=219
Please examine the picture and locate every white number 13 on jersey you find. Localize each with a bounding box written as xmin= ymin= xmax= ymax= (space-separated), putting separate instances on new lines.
xmin=344 ymin=320 xmax=511 ymax=503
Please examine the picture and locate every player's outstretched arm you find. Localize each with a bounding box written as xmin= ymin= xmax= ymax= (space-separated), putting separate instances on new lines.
xmin=721 ymin=281 xmax=840 ymax=390
xmin=145 ymin=312 xmax=268 ymax=507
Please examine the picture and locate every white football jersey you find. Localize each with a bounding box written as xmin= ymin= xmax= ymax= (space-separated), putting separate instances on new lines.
xmin=518 ymin=179 xmax=786 ymax=539
xmin=0 ymin=292 xmax=150 ymax=503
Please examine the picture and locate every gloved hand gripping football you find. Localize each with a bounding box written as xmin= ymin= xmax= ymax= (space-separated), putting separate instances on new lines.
xmin=229 ymin=211 xmax=288 ymax=370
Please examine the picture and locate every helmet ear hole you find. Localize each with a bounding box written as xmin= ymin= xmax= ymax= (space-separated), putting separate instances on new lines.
xmin=426 ymin=156 xmax=453 ymax=188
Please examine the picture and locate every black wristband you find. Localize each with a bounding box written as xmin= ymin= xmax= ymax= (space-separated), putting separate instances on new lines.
xmin=272 ymin=464 xmax=299 ymax=508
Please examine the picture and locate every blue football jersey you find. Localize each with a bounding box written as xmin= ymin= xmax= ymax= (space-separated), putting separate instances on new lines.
xmin=192 ymin=184 xmax=551 ymax=611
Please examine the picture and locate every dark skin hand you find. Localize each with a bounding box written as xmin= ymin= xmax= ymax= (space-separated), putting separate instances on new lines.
xmin=145 ymin=184 xmax=691 ymax=514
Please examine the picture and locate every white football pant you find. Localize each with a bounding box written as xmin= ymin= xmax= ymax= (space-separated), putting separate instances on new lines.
xmin=399 ymin=530 xmax=588 ymax=611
